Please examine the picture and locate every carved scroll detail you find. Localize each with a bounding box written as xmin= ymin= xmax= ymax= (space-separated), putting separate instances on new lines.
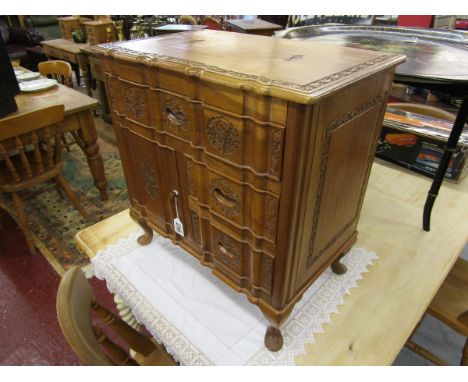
xmin=190 ymin=210 xmax=201 ymax=245
xmin=186 ymin=159 xmax=196 ymax=196
xmin=265 ymin=195 xmax=279 ymax=240
xmin=140 ymin=159 xmax=159 ymax=199
xmin=270 ymin=130 xmax=282 ymax=175
xmin=306 ymin=95 xmax=382 ymax=268
xmin=207 ymin=116 xmax=240 ymax=155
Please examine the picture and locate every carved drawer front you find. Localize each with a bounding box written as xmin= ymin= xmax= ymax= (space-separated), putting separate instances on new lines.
xmin=107 ymin=76 xmax=150 ymax=126
xmin=202 ymin=108 xmax=285 ymax=180
xmin=187 ymin=159 xmax=280 ymax=243
xmin=158 ymin=91 xmax=196 ymax=143
xmin=210 ymin=226 xmax=275 ymax=296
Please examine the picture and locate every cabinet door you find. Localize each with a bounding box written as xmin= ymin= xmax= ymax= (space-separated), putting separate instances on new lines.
xmin=116 ymin=124 xmax=182 ymax=237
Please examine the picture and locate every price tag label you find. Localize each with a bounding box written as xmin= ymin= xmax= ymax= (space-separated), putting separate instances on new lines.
xmin=173 ymin=217 xmax=185 ymax=237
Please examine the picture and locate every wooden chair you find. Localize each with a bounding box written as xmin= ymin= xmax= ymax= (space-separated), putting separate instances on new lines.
xmin=405 ymin=257 xmax=468 ymax=365
xmin=178 ymin=15 xmax=197 ymax=25
xmin=38 ymin=60 xmax=84 ymax=151
xmin=56 ymin=266 xmax=178 ymax=366
xmin=201 ymin=16 xmax=222 ymax=30
xmin=38 ymin=60 xmax=73 ymax=88
xmin=0 ymin=105 xmax=88 ymax=254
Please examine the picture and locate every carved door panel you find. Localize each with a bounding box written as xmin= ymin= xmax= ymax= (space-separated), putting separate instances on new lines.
xmin=118 ymin=127 xmax=182 ymax=237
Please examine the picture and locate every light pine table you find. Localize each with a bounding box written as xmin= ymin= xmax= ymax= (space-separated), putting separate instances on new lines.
xmin=41 ymin=38 xmax=92 ymax=97
xmin=11 ymin=69 xmax=108 ymax=200
xmin=76 ymin=159 xmax=468 ymax=365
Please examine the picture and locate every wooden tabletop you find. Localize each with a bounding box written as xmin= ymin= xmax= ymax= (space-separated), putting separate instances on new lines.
xmin=93 ymin=30 xmax=405 ymax=104
xmin=11 ymin=67 xmax=97 ymax=116
xmin=75 ymin=159 xmax=468 ymax=365
xmin=41 ymin=38 xmax=89 ymax=55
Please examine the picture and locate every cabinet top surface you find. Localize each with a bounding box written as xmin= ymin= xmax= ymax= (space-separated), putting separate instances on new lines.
xmin=94 ymin=30 xmax=405 ymax=103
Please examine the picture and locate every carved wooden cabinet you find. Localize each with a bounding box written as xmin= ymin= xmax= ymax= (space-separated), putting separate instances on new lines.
xmin=95 ymin=31 xmax=405 ymax=351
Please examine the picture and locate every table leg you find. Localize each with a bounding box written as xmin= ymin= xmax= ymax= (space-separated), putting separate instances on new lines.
xmin=77 ymin=110 xmax=109 ymax=201
xmin=423 ymin=96 xmax=468 ymax=231
xmin=77 ymin=53 xmax=92 ymax=98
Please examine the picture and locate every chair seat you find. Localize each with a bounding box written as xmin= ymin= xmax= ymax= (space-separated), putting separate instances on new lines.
xmin=0 ymin=149 xmax=62 ymax=192
xmin=428 ymin=257 xmax=468 ymax=336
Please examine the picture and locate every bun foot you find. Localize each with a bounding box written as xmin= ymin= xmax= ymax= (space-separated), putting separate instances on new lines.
xmin=265 ymin=325 xmax=283 ymax=352
xmin=137 ymin=231 xmax=153 ymax=245
xmin=136 ymin=220 xmax=153 ymax=245
xmin=331 ymin=256 xmax=347 ymax=275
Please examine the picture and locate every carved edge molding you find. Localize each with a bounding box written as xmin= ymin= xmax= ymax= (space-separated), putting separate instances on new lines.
xmin=140 ymin=158 xmax=159 ymax=199
xmin=207 ymin=116 xmax=240 ymax=155
xmin=306 ymin=95 xmax=382 ymax=268
xmin=99 ymin=43 xmax=395 ymax=96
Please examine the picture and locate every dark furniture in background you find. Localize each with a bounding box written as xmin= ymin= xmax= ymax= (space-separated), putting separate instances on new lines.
xmin=277 ymin=25 xmax=468 ymax=231
xmin=0 ymin=31 xmax=20 ymax=117
xmin=226 ymin=18 xmax=282 ymax=36
xmin=25 ymin=16 xmax=60 ymax=71
xmin=0 ymin=21 xmax=42 ymax=68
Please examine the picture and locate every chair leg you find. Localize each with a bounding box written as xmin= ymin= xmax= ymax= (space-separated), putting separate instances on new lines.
xmin=62 ymin=135 xmax=71 ymax=152
xmin=11 ymin=192 xmax=36 ymax=254
xmin=462 ymin=338 xmax=468 ymax=366
xmin=55 ymin=175 xmax=89 ymax=220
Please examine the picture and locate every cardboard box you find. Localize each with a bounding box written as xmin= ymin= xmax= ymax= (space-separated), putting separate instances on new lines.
xmin=376 ymin=107 xmax=468 ymax=183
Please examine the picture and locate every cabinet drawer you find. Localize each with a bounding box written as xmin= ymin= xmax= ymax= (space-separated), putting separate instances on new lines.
xmin=187 ymin=159 xmax=280 ymax=244
xmin=42 ymin=46 xmax=77 ymax=64
xmin=210 ymin=226 xmax=274 ymax=296
xmin=202 ymin=108 xmax=285 ymax=180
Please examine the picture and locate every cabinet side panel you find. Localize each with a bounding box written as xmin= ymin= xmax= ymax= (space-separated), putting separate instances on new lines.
xmin=293 ymin=70 xmax=394 ymax=294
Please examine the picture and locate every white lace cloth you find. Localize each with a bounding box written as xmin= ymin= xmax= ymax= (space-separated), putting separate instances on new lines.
xmin=92 ymin=230 xmax=378 ymax=365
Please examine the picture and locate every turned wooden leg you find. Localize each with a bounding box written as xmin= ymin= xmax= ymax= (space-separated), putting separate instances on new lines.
xmin=12 ymin=192 xmax=36 ymax=254
xmin=462 ymin=338 xmax=468 ymax=366
xmin=136 ymin=219 xmax=153 ymax=245
xmin=114 ymin=294 xmax=139 ymax=330
xmin=331 ymin=255 xmax=347 ymax=275
xmin=55 ymin=175 xmax=89 ymax=220
xmin=265 ymin=324 xmax=283 ymax=352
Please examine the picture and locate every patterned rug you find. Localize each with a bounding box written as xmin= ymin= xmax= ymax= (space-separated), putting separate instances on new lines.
xmin=0 ymin=122 xmax=129 ymax=274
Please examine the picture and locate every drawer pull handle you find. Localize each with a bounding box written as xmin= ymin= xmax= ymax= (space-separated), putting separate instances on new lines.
xmin=217 ymin=242 xmax=240 ymax=265
xmin=213 ymin=187 xmax=238 ymax=209
xmin=165 ymin=108 xmax=186 ymax=126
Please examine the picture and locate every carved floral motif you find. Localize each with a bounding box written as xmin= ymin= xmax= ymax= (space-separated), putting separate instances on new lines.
xmin=207 ymin=116 xmax=240 ymax=155
xmin=140 ymin=159 xmax=159 ymax=199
